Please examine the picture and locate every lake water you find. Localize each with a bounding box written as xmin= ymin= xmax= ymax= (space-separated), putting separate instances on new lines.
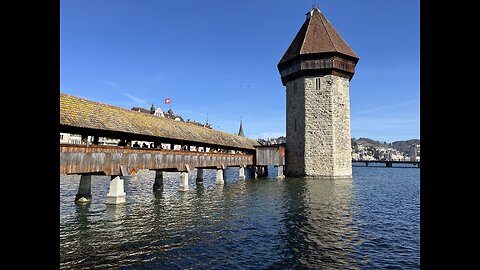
xmin=60 ymin=166 xmax=420 ymax=269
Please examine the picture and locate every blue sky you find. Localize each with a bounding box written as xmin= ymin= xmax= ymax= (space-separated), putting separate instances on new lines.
xmin=60 ymin=0 xmax=419 ymax=143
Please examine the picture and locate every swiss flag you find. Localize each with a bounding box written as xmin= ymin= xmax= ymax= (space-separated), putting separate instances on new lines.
xmin=165 ymin=98 xmax=171 ymax=104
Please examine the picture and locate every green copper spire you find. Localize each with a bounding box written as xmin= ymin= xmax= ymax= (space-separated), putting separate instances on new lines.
xmin=238 ymin=117 xmax=245 ymax=137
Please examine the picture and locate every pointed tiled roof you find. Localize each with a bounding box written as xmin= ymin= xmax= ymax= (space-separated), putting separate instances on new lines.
xmin=238 ymin=118 xmax=245 ymax=137
xmin=279 ymin=6 xmax=359 ymax=65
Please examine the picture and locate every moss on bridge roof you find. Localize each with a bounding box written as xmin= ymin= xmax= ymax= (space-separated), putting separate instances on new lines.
xmin=60 ymin=93 xmax=260 ymax=150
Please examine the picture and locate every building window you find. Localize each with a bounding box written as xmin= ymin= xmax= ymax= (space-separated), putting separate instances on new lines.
xmin=60 ymin=134 xmax=63 ymax=140
xmin=315 ymin=78 xmax=321 ymax=90
xmin=295 ymin=119 xmax=297 ymax=132
xmin=293 ymin=81 xmax=297 ymax=94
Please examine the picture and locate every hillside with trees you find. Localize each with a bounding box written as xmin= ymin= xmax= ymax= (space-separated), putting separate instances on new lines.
xmin=351 ymin=137 xmax=389 ymax=149
xmin=258 ymin=136 xmax=419 ymax=156
xmin=392 ymin=139 xmax=420 ymax=157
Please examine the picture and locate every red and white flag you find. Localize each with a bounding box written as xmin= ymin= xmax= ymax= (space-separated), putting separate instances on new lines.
xmin=165 ymin=98 xmax=171 ymax=104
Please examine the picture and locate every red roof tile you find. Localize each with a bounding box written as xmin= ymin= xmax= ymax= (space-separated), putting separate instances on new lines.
xmin=279 ymin=7 xmax=359 ymax=65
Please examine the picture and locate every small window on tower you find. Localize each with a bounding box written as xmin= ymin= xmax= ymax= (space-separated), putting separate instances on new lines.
xmin=316 ymin=78 xmax=321 ymax=90
xmin=295 ymin=119 xmax=297 ymax=132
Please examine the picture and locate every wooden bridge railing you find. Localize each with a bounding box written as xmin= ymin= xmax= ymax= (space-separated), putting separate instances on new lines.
xmin=60 ymin=144 xmax=254 ymax=176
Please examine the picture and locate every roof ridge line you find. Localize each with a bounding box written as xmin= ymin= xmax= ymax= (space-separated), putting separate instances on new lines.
xmin=60 ymin=93 xmax=258 ymax=144
xmin=61 ymin=93 xmax=189 ymax=126
xmin=299 ymin=16 xmax=312 ymax=54
xmin=319 ymin=13 xmax=337 ymax=52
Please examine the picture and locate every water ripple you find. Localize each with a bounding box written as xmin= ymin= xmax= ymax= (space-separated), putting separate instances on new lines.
xmin=60 ymin=167 xmax=419 ymax=269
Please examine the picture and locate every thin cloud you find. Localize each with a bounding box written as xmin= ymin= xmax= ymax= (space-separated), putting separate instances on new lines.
xmin=357 ymin=100 xmax=419 ymax=114
xmin=148 ymin=66 xmax=190 ymax=85
xmin=122 ymin=93 xmax=147 ymax=104
xmin=102 ymin=81 xmax=119 ymax=87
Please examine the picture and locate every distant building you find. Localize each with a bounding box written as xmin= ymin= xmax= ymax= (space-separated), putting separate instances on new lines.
xmin=60 ymin=133 xmax=81 ymax=144
xmin=154 ymin=107 xmax=164 ymax=117
xmin=411 ymin=144 xmax=420 ymax=161
xmin=164 ymin=109 xmax=185 ymax=122
xmin=60 ymin=133 xmax=120 ymax=146
xmin=131 ymin=105 xmax=188 ymax=121
xmin=131 ymin=107 xmax=150 ymax=114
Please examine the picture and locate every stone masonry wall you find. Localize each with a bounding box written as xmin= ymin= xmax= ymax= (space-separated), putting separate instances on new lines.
xmin=285 ymin=75 xmax=352 ymax=178
xmin=285 ymin=78 xmax=305 ymax=176
xmin=304 ymin=76 xmax=334 ymax=177
xmin=332 ymin=76 xmax=352 ymax=177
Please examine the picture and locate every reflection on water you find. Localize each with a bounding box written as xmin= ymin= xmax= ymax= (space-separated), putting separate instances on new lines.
xmin=60 ymin=166 xmax=419 ymax=269
xmin=275 ymin=178 xmax=358 ymax=269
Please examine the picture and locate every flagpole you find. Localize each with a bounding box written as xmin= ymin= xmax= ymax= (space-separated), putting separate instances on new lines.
xmin=165 ymin=98 xmax=171 ymax=111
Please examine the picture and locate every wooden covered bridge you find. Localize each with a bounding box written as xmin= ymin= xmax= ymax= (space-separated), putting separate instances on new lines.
xmin=60 ymin=93 xmax=285 ymax=204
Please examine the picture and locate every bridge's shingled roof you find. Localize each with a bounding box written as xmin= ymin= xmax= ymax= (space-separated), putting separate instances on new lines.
xmin=60 ymin=93 xmax=260 ymax=150
xmin=278 ymin=7 xmax=359 ymax=65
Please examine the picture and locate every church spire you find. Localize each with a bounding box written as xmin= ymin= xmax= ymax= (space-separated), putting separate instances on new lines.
xmin=238 ymin=117 xmax=245 ymax=137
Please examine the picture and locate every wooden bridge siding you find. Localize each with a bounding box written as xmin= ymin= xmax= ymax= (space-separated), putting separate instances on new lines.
xmin=60 ymin=144 xmax=253 ymax=176
xmin=255 ymin=146 xmax=285 ymax=166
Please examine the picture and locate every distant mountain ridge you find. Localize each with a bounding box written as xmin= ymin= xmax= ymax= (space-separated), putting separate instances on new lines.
xmin=391 ymin=139 xmax=420 ymax=156
xmin=352 ymin=137 xmax=420 ymax=156
xmin=258 ymin=136 xmax=419 ymax=156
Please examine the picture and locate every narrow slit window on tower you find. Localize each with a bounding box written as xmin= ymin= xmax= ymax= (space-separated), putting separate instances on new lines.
xmin=293 ymin=81 xmax=297 ymax=94
xmin=316 ymin=78 xmax=321 ymax=90
xmin=295 ymin=119 xmax=297 ymax=132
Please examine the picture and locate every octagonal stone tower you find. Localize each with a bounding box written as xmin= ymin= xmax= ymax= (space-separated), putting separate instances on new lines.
xmin=277 ymin=6 xmax=359 ymax=178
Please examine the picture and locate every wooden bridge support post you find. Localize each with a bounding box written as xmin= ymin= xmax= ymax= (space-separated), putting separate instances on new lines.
xmin=216 ymin=169 xmax=224 ymax=185
xmin=179 ymin=172 xmax=189 ymax=191
xmin=255 ymin=166 xmax=268 ymax=178
xmin=246 ymin=166 xmax=255 ymax=178
xmin=81 ymin=134 xmax=88 ymax=144
xmin=276 ymin=165 xmax=285 ymax=179
xmin=239 ymin=167 xmax=245 ymax=180
xmin=196 ymin=169 xmax=204 ymax=183
xmin=153 ymin=170 xmax=163 ymax=190
xmin=75 ymin=174 xmax=92 ymax=204
xmin=106 ymin=176 xmax=126 ymax=205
